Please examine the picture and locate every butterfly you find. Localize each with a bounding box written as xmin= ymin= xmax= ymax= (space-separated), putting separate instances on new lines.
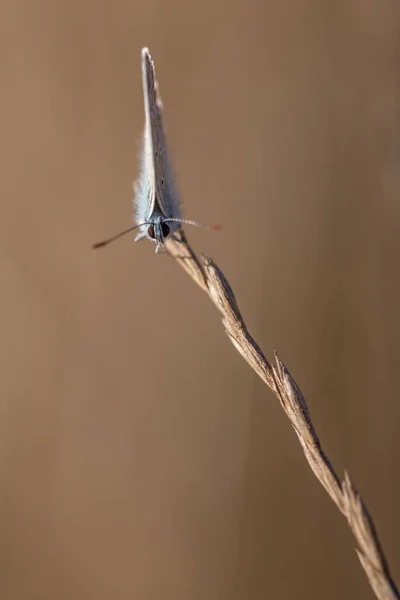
xmin=93 ymin=47 xmax=219 ymax=253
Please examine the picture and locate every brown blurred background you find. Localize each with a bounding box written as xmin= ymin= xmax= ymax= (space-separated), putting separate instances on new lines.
xmin=0 ymin=0 xmax=399 ymax=598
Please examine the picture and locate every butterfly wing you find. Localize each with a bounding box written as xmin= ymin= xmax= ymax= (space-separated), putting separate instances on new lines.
xmin=134 ymin=49 xmax=156 ymax=226
xmin=139 ymin=48 xmax=181 ymax=222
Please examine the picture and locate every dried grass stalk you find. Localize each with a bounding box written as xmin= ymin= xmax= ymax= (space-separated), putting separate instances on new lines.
xmin=166 ymin=231 xmax=399 ymax=600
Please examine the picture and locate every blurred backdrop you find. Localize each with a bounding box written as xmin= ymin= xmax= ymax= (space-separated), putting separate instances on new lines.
xmin=0 ymin=0 xmax=399 ymax=598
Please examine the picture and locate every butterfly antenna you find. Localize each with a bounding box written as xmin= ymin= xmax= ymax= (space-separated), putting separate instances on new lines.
xmin=92 ymin=223 xmax=144 ymax=249
xmin=163 ymin=218 xmax=221 ymax=231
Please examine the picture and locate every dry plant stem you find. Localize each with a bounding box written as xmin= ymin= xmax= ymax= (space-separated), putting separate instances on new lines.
xmin=166 ymin=231 xmax=399 ymax=600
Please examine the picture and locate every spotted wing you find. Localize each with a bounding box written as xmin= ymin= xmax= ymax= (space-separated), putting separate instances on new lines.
xmin=140 ymin=48 xmax=180 ymax=221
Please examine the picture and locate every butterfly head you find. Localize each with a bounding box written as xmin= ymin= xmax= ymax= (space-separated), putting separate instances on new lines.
xmin=92 ymin=217 xmax=220 ymax=252
xmin=145 ymin=216 xmax=174 ymax=253
xmin=147 ymin=218 xmax=171 ymax=244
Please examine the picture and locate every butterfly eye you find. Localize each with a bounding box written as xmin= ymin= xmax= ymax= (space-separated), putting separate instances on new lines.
xmin=161 ymin=223 xmax=170 ymax=238
xmin=148 ymin=224 xmax=155 ymax=239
